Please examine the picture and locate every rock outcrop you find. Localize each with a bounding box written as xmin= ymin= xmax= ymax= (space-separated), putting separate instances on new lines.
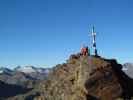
xmin=7 ymin=54 xmax=133 ymax=100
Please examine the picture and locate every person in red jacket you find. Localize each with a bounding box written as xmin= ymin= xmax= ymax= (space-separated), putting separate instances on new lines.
xmin=81 ymin=45 xmax=90 ymax=56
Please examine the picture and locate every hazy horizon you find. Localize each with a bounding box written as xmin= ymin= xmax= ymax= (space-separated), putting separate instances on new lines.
xmin=0 ymin=0 xmax=133 ymax=68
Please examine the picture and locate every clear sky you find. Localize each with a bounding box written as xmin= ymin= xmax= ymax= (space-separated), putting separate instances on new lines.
xmin=0 ymin=0 xmax=133 ymax=68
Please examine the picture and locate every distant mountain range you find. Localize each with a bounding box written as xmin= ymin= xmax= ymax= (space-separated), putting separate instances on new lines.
xmin=14 ymin=66 xmax=49 ymax=74
xmin=0 ymin=66 xmax=50 ymax=74
xmin=0 ymin=66 xmax=50 ymax=88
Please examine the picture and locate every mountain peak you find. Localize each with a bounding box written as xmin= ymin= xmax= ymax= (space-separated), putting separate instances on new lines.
xmin=14 ymin=66 xmax=37 ymax=73
xmin=29 ymin=55 xmax=133 ymax=100
xmin=12 ymin=54 xmax=133 ymax=100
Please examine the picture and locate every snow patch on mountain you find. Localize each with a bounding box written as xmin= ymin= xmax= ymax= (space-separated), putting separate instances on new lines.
xmin=14 ymin=66 xmax=50 ymax=74
xmin=15 ymin=66 xmax=37 ymax=73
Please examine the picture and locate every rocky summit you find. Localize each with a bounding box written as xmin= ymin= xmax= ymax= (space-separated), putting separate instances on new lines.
xmin=4 ymin=54 xmax=133 ymax=100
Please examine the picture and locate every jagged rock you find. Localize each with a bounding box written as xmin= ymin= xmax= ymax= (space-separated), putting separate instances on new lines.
xmin=7 ymin=54 xmax=133 ymax=100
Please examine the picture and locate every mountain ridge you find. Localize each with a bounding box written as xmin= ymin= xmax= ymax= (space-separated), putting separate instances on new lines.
xmin=7 ymin=54 xmax=133 ymax=100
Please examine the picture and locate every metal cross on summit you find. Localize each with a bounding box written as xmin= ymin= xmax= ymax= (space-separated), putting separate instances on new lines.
xmin=91 ymin=26 xmax=98 ymax=56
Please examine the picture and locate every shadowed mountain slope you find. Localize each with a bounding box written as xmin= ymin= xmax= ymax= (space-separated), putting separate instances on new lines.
xmin=0 ymin=80 xmax=32 ymax=99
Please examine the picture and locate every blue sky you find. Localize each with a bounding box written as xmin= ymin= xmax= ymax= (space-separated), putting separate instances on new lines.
xmin=0 ymin=0 xmax=133 ymax=68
